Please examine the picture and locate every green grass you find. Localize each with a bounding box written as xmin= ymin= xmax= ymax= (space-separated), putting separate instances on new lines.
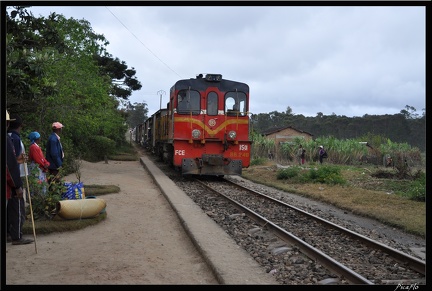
xmin=24 ymin=212 xmax=107 ymax=234
xmin=108 ymin=153 xmax=138 ymax=161
xmin=85 ymin=184 xmax=120 ymax=196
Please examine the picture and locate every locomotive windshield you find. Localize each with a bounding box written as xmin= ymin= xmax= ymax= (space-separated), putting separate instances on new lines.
xmin=225 ymin=91 xmax=247 ymax=116
xmin=177 ymin=89 xmax=200 ymax=114
xmin=207 ymin=92 xmax=218 ymax=116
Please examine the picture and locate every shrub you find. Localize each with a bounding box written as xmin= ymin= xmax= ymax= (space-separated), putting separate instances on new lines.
xmin=402 ymin=172 xmax=426 ymax=202
xmin=250 ymin=157 xmax=267 ymax=166
xmin=308 ymin=165 xmax=346 ymax=185
xmin=84 ymin=135 xmax=116 ymax=161
xmin=26 ymin=168 xmax=65 ymax=220
xmin=276 ymin=167 xmax=300 ymax=180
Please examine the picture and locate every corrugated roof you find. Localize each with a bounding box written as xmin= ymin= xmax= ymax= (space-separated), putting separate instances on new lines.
xmin=261 ymin=126 xmax=314 ymax=137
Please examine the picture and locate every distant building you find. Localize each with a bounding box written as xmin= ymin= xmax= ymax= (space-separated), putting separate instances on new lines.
xmin=261 ymin=126 xmax=314 ymax=160
xmin=261 ymin=126 xmax=314 ymax=145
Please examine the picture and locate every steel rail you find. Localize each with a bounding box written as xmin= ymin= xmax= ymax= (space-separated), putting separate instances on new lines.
xmin=225 ymin=178 xmax=426 ymax=275
xmin=195 ymin=179 xmax=375 ymax=285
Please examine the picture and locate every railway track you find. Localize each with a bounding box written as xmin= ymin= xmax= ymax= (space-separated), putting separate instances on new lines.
xmin=144 ymin=153 xmax=426 ymax=285
xmin=193 ymin=177 xmax=426 ymax=285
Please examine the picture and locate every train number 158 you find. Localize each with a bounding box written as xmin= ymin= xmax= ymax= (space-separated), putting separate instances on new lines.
xmin=239 ymin=144 xmax=248 ymax=151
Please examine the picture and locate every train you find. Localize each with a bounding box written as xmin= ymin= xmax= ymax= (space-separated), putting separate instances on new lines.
xmin=133 ymin=73 xmax=252 ymax=176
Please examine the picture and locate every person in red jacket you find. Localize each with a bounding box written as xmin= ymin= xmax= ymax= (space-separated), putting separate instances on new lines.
xmin=6 ymin=110 xmax=34 ymax=245
xmin=28 ymin=131 xmax=50 ymax=195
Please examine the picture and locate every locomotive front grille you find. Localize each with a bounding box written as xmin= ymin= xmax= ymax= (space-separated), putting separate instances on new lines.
xmin=201 ymin=154 xmax=225 ymax=166
xmin=182 ymin=155 xmax=242 ymax=175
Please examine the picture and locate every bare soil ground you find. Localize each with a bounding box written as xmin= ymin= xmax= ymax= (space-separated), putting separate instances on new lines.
xmin=5 ymin=159 xmax=218 ymax=285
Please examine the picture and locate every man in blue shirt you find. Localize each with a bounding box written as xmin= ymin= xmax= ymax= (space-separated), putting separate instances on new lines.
xmin=46 ymin=122 xmax=64 ymax=185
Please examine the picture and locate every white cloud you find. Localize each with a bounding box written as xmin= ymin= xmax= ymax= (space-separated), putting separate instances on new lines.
xmin=25 ymin=5 xmax=426 ymax=117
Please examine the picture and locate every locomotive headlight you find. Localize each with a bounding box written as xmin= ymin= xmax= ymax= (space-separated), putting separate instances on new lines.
xmin=228 ymin=130 xmax=237 ymax=139
xmin=192 ymin=129 xmax=201 ymax=139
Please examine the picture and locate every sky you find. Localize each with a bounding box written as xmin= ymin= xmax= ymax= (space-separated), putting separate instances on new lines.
xmin=20 ymin=4 xmax=426 ymax=118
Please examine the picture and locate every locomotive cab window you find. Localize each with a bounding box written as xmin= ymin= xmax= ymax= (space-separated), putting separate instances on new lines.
xmin=207 ymin=92 xmax=218 ymax=116
xmin=225 ymin=91 xmax=247 ymax=116
xmin=177 ymin=89 xmax=200 ymax=114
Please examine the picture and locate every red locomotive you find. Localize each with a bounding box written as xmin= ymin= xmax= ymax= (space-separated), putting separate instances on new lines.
xmin=139 ymin=73 xmax=251 ymax=176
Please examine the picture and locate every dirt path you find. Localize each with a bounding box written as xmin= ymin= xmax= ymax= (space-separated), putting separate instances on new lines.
xmin=6 ymin=159 xmax=218 ymax=285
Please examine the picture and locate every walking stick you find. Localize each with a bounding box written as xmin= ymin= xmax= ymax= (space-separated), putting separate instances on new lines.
xmin=23 ymin=155 xmax=38 ymax=254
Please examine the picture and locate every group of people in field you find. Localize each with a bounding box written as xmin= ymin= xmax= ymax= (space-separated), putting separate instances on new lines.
xmin=296 ymin=144 xmax=327 ymax=165
xmin=269 ymin=144 xmax=328 ymax=165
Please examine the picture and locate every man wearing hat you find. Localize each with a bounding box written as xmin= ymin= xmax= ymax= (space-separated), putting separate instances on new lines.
xmin=46 ymin=122 xmax=65 ymax=185
xmin=6 ymin=111 xmax=34 ymax=245
xmin=7 ymin=113 xmax=28 ymax=177
xmin=318 ymin=145 xmax=326 ymax=164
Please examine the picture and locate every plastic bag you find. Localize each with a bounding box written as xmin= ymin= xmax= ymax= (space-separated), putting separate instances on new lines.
xmin=62 ymin=182 xmax=85 ymax=200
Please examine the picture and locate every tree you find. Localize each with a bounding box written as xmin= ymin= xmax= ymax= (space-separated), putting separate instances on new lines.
xmin=127 ymin=102 xmax=149 ymax=129
xmin=5 ymin=6 xmax=142 ymax=166
xmin=284 ymin=106 xmax=293 ymax=116
xmin=268 ymin=110 xmax=286 ymax=127
xmin=250 ymin=113 xmax=271 ymax=133
xmin=5 ymin=6 xmax=65 ymax=113
xmin=400 ymin=105 xmax=419 ymax=119
xmin=94 ymin=55 xmax=142 ymax=102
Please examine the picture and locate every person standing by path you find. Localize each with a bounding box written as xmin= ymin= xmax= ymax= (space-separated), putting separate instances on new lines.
xmin=6 ymin=111 xmax=34 ymax=245
xmin=7 ymin=113 xmax=29 ymax=193
xmin=318 ymin=145 xmax=326 ymax=164
xmin=46 ymin=122 xmax=64 ymax=185
xmin=28 ymin=131 xmax=50 ymax=195
xmin=7 ymin=113 xmax=31 ymax=240
xmin=301 ymin=148 xmax=306 ymax=165
xmin=7 ymin=114 xmax=26 ymax=166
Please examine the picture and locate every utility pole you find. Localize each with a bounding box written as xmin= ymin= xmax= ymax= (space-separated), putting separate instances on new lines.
xmin=157 ymin=90 xmax=166 ymax=110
